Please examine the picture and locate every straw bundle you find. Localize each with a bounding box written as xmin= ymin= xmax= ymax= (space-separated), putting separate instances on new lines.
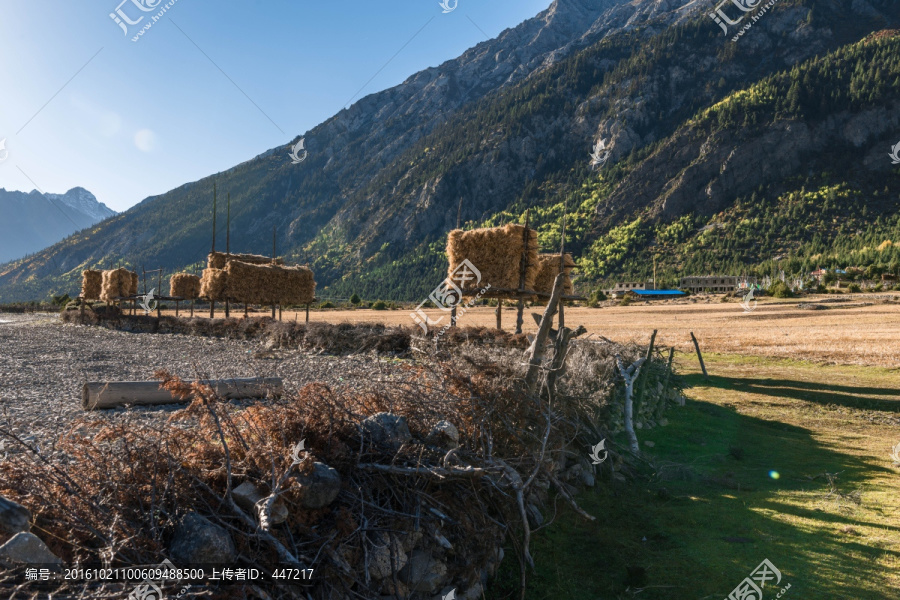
xmin=225 ymin=261 xmax=315 ymax=305
xmin=100 ymin=268 xmax=135 ymax=302
xmin=446 ymin=224 xmax=538 ymax=292
xmin=532 ymin=253 xmax=575 ymax=296
xmin=130 ymin=272 xmax=139 ymax=296
xmin=170 ymin=273 xmax=201 ymax=300
xmin=81 ymin=270 xmax=102 ymax=300
xmin=200 ymin=268 xmax=228 ymax=301
xmin=207 ymin=252 xmax=284 ymax=270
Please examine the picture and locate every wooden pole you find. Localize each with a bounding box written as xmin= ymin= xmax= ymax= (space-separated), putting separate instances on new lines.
xmin=690 ymin=332 xmax=708 ymax=378
xmin=525 ymin=274 xmax=565 ymax=393
xmin=190 ymin=299 xmax=194 ymax=318
xmin=558 ymin=199 xmax=568 ymax=330
xmin=225 ymin=192 xmax=231 ymax=319
xmin=516 ymin=209 xmax=530 ymax=334
xmin=450 ymin=199 xmax=463 ymax=329
xmin=278 ymin=305 xmax=282 ymax=321
xmin=635 ymin=329 xmax=658 ymax=417
xmin=656 ymin=347 xmax=676 ymax=421
xmin=306 ymin=304 xmax=310 ymax=323
xmin=176 ymin=300 xmax=179 ymax=317
xmin=210 ymin=185 xmax=217 ymax=320
xmin=157 ymin=270 xmax=162 ymax=319
xmin=82 ymin=377 xmax=284 ymax=410
xmin=495 ymin=300 xmax=502 ymax=330
xmin=272 ymin=226 xmax=277 ymax=319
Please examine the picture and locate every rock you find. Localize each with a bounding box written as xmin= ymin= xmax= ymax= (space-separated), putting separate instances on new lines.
xmin=362 ymin=413 xmax=413 ymax=449
xmin=169 ymin=512 xmax=236 ymax=565
xmin=369 ymin=533 xmax=408 ymax=580
xmin=400 ymin=550 xmax=448 ymax=593
xmin=233 ymin=481 xmax=288 ymax=525
xmin=644 ymin=441 xmax=656 ymax=448
xmin=426 ymin=420 xmax=459 ymax=449
xmin=292 ymin=462 xmax=342 ymax=509
xmin=0 ymin=496 xmax=31 ymax=534
xmin=400 ymin=530 xmax=422 ymax=553
xmin=0 ymin=532 xmax=62 ymax=566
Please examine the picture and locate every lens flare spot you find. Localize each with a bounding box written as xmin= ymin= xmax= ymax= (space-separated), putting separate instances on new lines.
xmin=769 ymin=470 xmax=780 ymax=480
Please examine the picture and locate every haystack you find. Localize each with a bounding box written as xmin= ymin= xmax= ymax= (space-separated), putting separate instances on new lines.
xmin=100 ymin=268 xmax=135 ymax=303
xmin=170 ymin=273 xmax=201 ymax=300
xmin=533 ymin=253 xmax=576 ymax=296
xmin=200 ymin=269 xmax=228 ymax=301
xmin=225 ymin=261 xmax=315 ymax=305
xmin=81 ymin=270 xmax=102 ymax=300
xmin=130 ymin=272 xmax=139 ymax=296
xmin=208 ymin=252 xmax=284 ymax=270
xmin=447 ymin=224 xmax=538 ymax=292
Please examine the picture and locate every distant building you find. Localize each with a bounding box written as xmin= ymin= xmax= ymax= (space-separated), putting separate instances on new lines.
xmin=604 ymin=281 xmax=654 ymax=297
xmin=810 ymin=268 xmax=827 ymax=281
xmin=625 ymin=289 xmax=686 ymax=300
xmin=679 ymin=276 xmax=742 ymax=294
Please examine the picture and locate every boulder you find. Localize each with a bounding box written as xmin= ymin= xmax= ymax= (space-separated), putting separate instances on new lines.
xmin=362 ymin=413 xmax=412 ymax=449
xmin=0 ymin=532 xmax=62 ymax=567
xmin=426 ymin=420 xmax=459 ymax=449
xmin=233 ymin=481 xmax=288 ymax=525
xmin=292 ymin=462 xmax=341 ymax=509
xmin=0 ymin=496 xmax=31 ymax=534
xmin=400 ymin=550 xmax=448 ymax=593
xmin=169 ymin=512 xmax=235 ymax=565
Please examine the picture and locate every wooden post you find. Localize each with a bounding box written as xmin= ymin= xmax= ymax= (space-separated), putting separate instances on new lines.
xmin=157 ymin=270 xmax=162 ymax=319
xmin=690 ymin=331 xmax=708 ymax=378
xmin=306 ymin=304 xmax=310 ymax=323
xmin=190 ymin=300 xmax=194 ymax=318
xmin=635 ymin=329 xmax=658 ymax=418
xmin=272 ymin=226 xmax=277 ymax=319
xmin=225 ymin=192 xmax=231 ymax=319
xmin=210 ymin=184 xmax=217 ymax=320
xmin=558 ymin=199 xmax=568 ymax=330
xmin=525 ymin=274 xmax=565 ymax=393
xmin=176 ymin=300 xmax=180 ymax=317
xmin=244 ymin=304 xmax=249 ymax=319
xmin=516 ymin=210 xmax=530 ymax=334
xmin=495 ymin=300 xmax=502 ymax=330
xmin=655 ymin=347 xmax=676 ymax=420
xmin=278 ymin=305 xmax=282 ymax=321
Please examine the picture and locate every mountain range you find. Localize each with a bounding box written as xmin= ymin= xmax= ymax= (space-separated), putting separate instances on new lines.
xmin=0 ymin=188 xmax=115 ymax=265
xmin=1 ymin=0 xmax=899 ymax=302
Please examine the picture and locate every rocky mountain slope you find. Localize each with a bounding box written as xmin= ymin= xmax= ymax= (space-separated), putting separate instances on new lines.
xmin=0 ymin=188 xmax=115 ymax=264
xmin=0 ymin=0 xmax=898 ymax=302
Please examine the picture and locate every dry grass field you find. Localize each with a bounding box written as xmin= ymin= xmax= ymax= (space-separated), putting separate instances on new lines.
xmin=250 ymin=295 xmax=900 ymax=367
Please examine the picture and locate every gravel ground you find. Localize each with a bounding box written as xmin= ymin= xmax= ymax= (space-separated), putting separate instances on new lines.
xmin=0 ymin=313 xmax=404 ymax=454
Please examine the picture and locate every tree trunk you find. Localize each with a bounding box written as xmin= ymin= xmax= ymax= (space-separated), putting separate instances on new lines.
xmin=83 ymin=378 xmax=284 ymax=410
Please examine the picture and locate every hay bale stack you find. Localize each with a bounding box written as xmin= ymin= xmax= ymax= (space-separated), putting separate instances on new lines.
xmin=208 ymin=252 xmax=284 ymax=270
xmin=100 ymin=268 xmax=134 ymax=302
xmin=130 ymin=272 xmax=139 ymax=296
xmin=200 ymin=269 xmax=228 ymax=301
xmin=533 ymin=253 xmax=576 ymax=296
xmin=170 ymin=273 xmax=201 ymax=300
xmin=225 ymin=261 xmax=315 ymax=305
xmin=81 ymin=270 xmax=102 ymax=300
xmin=447 ymin=224 xmax=538 ymax=292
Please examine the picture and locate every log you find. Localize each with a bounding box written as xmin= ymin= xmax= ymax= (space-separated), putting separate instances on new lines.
xmin=690 ymin=331 xmax=709 ymax=379
xmin=83 ymin=377 xmax=284 ymax=410
xmin=0 ymin=496 xmax=30 ymax=534
xmin=525 ymin=273 xmax=564 ymax=393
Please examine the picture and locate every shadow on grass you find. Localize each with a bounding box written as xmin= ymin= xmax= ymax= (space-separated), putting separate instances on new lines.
xmin=488 ymin=384 xmax=897 ymax=599
xmin=683 ymin=372 xmax=900 ymax=412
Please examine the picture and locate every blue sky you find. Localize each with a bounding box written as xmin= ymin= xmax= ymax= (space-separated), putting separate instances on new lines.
xmin=0 ymin=0 xmax=551 ymax=212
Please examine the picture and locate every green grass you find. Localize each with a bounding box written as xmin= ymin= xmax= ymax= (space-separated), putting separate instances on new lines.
xmin=488 ymin=353 xmax=900 ymax=599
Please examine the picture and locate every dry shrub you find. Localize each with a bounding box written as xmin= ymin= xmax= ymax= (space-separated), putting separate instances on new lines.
xmin=199 ymin=268 xmax=227 ymax=301
xmin=533 ymin=253 xmax=575 ymax=296
xmin=447 ymin=224 xmax=538 ymax=291
xmin=81 ymin=270 xmax=102 ymax=300
xmin=169 ymin=273 xmax=201 ymax=300
xmin=99 ymin=268 xmax=135 ymax=302
xmin=225 ymin=261 xmax=315 ymax=305
xmin=208 ymin=252 xmax=284 ymax=269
